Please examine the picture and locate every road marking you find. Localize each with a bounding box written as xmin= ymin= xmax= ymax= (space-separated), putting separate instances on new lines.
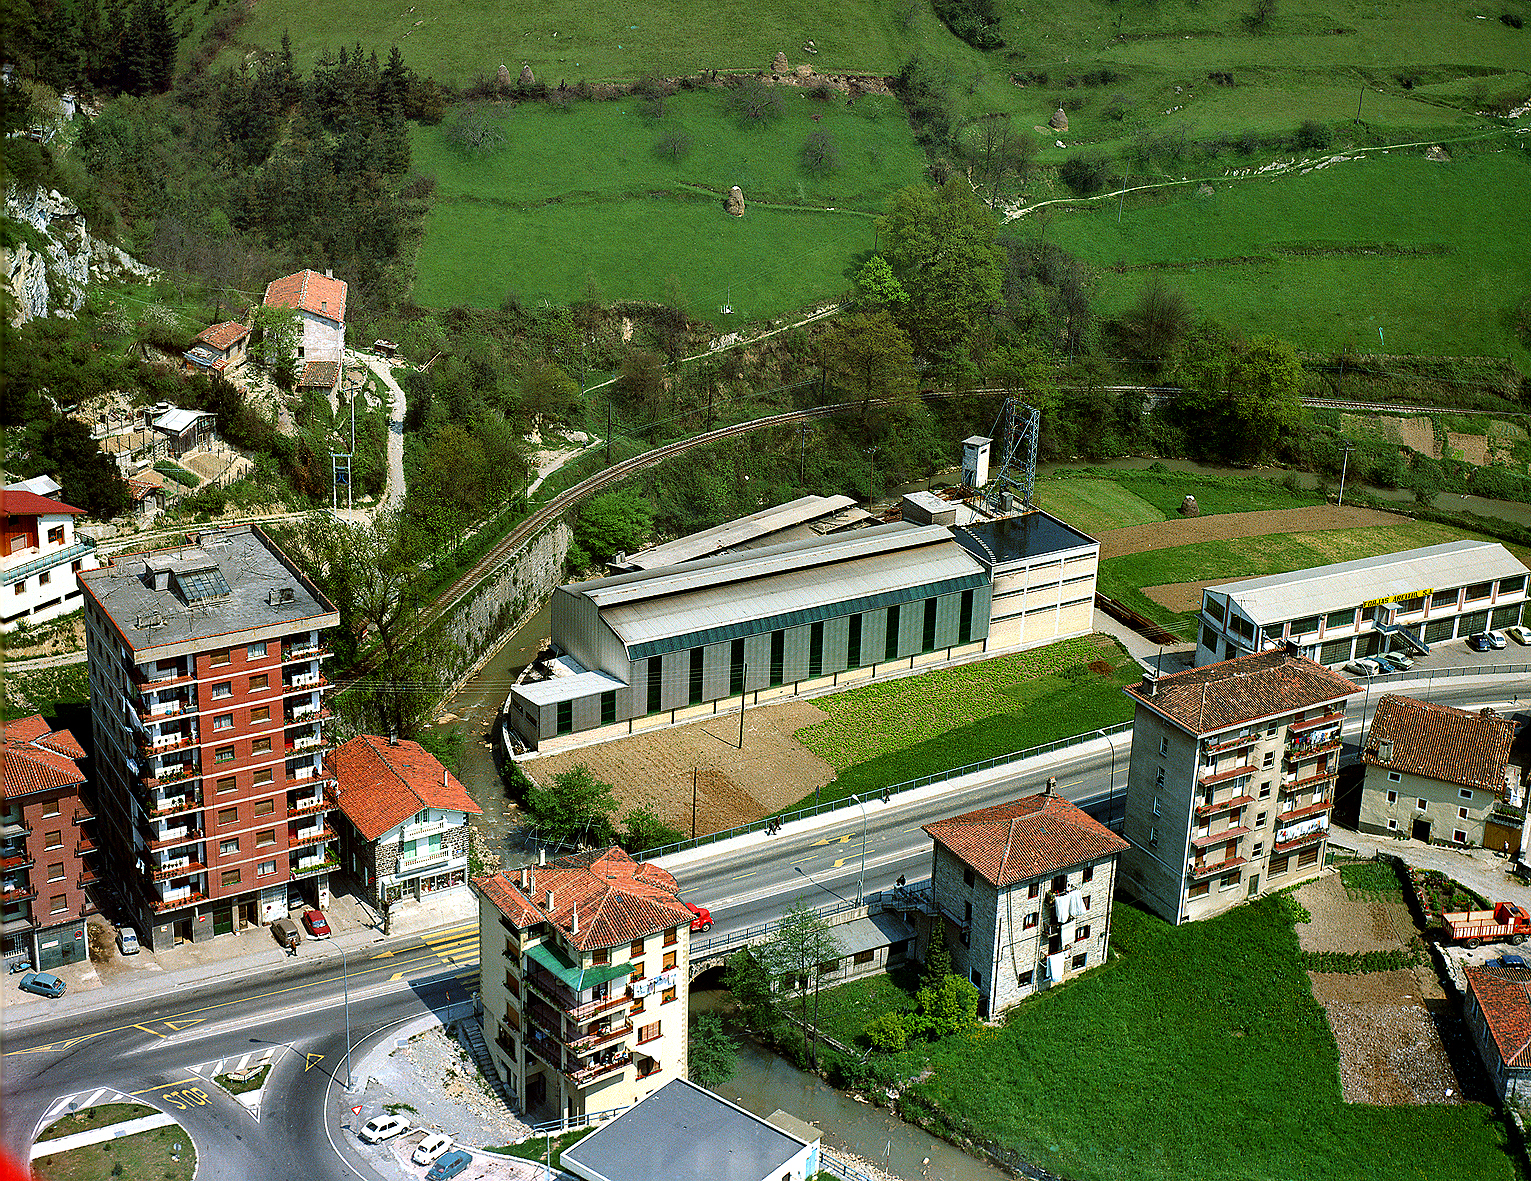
xmin=133 ymin=1024 xmax=168 ymax=1039
xmin=789 ymin=854 xmax=818 ymax=864
xmin=832 ymin=858 xmax=847 ymax=868
xmin=304 ymin=1053 xmax=324 ymax=1071
xmin=371 ymin=949 xmax=395 ymax=958
xmin=130 ymin=1078 xmax=197 ymax=1096
xmin=810 ymin=835 xmax=853 ymax=846
xmin=731 ymin=871 xmax=757 ymax=880
xmin=164 ymin=1018 xmax=204 ymax=1032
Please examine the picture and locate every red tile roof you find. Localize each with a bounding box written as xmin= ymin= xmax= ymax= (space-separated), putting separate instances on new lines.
xmin=1466 ymin=964 xmax=1531 ymax=1068
xmin=264 ymin=269 xmax=347 ymax=324
xmin=3 ymin=715 xmax=87 ymax=799
xmin=298 ymin=360 xmax=341 ymax=390
xmin=194 ymin=321 xmax=249 ymax=351
xmin=922 ymin=791 xmax=1128 ymax=887
xmin=328 ymin=735 xmax=482 ymax=842
xmin=1125 ymin=649 xmax=1360 ymax=737
xmin=0 ymin=489 xmax=84 ymax=517
xmin=1363 ymin=694 xmax=1513 ymax=794
xmin=473 ymin=847 xmax=693 ymax=951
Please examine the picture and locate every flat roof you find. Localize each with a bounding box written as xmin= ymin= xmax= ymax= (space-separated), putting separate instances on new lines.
xmin=79 ymin=525 xmax=338 ymax=657
xmin=571 ymin=524 xmax=987 ymax=660
xmin=956 ymin=508 xmax=1097 ymax=565
xmin=829 ymin=911 xmax=915 ymax=956
xmin=1209 ymin=540 xmax=1528 ymax=625
xmin=617 ymin=495 xmax=859 ymax=570
xmin=514 ymin=665 xmax=628 ymax=706
xmin=561 ymin=1079 xmax=811 ymax=1181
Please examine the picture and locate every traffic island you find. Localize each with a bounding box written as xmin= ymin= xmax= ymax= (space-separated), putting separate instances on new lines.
xmin=31 ymin=1102 xmax=196 ymax=1181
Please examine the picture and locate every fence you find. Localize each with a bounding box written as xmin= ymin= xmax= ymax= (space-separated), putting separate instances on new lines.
xmin=1364 ymin=662 xmax=1531 ymax=686
xmin=636 ymin=721 xmax=1132 ymax=864
xmin=819 ymin=1149 xmax=885 ymax=1181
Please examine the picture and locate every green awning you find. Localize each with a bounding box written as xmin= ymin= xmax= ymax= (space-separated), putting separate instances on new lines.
xmin=526 ymin=940 xmax=631 ymax=993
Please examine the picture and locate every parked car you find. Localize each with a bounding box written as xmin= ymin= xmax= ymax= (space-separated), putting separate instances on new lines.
xmin=118 ymin=927 xmax=140 ymax=955
xmin=684 ymin=900 xmax=713 ymax=932
xmin=426 ymin=1150 xmax=472 ymax=1181
xmin=412 ymin=1132 xmax=452 ymax=1165
xmin=18 ymin=972 xmax=65 ymax=998
xmin=1506 ymin=625 xmax=1531 ymax=646
xmin=271 ymin=917 xmax=302 ymax=951
xmin=1344 ymin=658 xmax=1380 ymax=676
xmin=302 ymin=910 xmax=331 ymax=939
xmin=1382 ymin=651 xmax=1414 ymax=669
xmin=359 ymin=1114 xmax=411 ymax=1144
xmin=1501 ymin=953 xmax=1528 ymax=970
xmin=1467 ymin=633 xmax=1495 ymax=652
xmin=287 ymin=888 xmax=306 ymax=910
xmin=1372 ymin=654 xmax=1404 ymax=674
xmin=1486 ymin=630 xmax=1508 ymax=649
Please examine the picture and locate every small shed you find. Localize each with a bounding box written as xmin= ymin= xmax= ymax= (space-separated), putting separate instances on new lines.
xmin=151 ymin=407 xmax=216 ymax=457
xmin=298 ymin=360 xmax=342 ymax=394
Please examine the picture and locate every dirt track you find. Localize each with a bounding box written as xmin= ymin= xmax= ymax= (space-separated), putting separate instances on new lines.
xmin=1096 ymin=504 xmax=1401 ymax=562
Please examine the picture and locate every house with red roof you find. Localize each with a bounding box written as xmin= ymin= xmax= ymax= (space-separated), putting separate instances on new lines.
xmin=328 ymin=734 xmax=482 ymax=910
xmin=922 ymin=782 xmax=1129 ymax=1016
xmin=1 ymin=481 xmax=99 ymax=632
xmin=1464 ymin=961 xmax=1531 ymax=1103
xmin=473 ymin=847 xmax=694 ymax=1120
xmin=2 ymin=715 xmax=100 ymax=970
xmin=263 ymin=268 xmax=346 ymax=365
xmin=182 ymin=320 xmax=251 ymax=375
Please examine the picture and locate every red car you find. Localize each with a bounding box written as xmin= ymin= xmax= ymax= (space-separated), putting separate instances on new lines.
xmin=685 ymin=900 xmax=712 ymax=933
xmin=302 ymin=909 xmax=332 ymax=939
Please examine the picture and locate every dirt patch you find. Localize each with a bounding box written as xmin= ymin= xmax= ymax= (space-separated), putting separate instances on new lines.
xmin=1141 ymin=580 xmax=1223 ymax=613
xmin=1096 ymin=504 xmax=1401 ymax=562
xmin=1293 ymin=874 xmax=1462 ymax=1104
xmin=1446 ymin=431 xmax=1489 ymax=467
xmin=528 ymin=700 xmax=836 ymax=835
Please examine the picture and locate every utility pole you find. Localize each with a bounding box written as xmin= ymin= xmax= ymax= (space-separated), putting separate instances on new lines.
xmin=691 ymin=767 xmax=698 ymax=840
xmin=1337 ymin=440 xmax=1354 ymax=506
xmin=799 ymin=424 xmax=808 ymax=485
xmin=864 ymin=446 xmax=879 ymax=505
xmin=606 ymin=404 xmax=612 ymax=466
xmin=737 ymin=663 xmax=748 ymax=749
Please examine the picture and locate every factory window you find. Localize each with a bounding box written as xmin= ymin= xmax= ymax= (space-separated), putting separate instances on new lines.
xmin=769 ymin=630 xmax=785 ymax=686
xmin=1430 ymin=589 xmax=1457 ymax=610
xmin=729 ymin=638 xmax=745 ymax=695
xmin=647 ymin=658 xmax=662 ymax=714
xmin=1500 ymin=574 xmax=1527 ymax=595
xmin=600 ymin=691 xmax=616 ymax=726
xmin=689 ymin=647 xmax=704 ymax=705
xmin=808 ymin=622 xmax=824 ymax=679
xmin=884 ymin=604 xmax=900 ymax=662
xmin=1466 ymin=581 xmax=1493 ymax=602
xmin=958 ymin=589 xmax=975 ymax=645
xmin=922 ymin=597 xmax=938 ymax=652
xmin=556 ymin=701 xmax=572 ymax=735
xmin=847 ymin=614 xmax=863 ymax=668
xmin=1324 ymin=608 xmax=1355 ymax=630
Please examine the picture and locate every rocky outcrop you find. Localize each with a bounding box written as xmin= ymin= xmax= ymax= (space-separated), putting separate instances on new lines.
xmin=725 ymin=186 xmax=745 ymax=216
xmin=4 ymin=184 xmax=154 ymax=326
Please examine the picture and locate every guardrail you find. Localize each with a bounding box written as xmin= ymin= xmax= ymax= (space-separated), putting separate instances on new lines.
xmin=691 ymin=895 xmax=868 ymax=958
xmin=1363 ymin=662 xmax=1531 ymax=686
xmin=636 ymin=720 xmax=1132 ymax=864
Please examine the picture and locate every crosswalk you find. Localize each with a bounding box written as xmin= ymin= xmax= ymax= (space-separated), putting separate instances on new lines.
xmin=38 ymin=1087 xmax=134 ymax=1129
xmin=421 ymin=923 xmax=480 ymax=967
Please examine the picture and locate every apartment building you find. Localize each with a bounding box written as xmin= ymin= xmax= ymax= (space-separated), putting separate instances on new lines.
xmin=1120 ymin=649 xmax=1360 ymax=924
xmin=2 ymin=483 xmax=99 ymax=631
xmin=923 ymin=784 xmax=1128 ymax=1017
xmin=1359 ymin=694 xmax=1516 ymax=849
xmin=474 ymin=847 xmax=692 ymax=1121
xmin=78 ymin=525 xmax=339 ymax=950
xmin=1 ymin=716 xmax=99 ymax=970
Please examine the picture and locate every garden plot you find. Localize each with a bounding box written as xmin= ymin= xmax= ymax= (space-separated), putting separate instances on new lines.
xmin=1293 ymin=872 xmax=1466 ymax=1106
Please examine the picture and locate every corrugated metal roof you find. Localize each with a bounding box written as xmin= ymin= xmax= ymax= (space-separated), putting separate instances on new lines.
xmin=515 ymin=667 xmax=628 ymax=706
xmin=617 ymin=494 xmax=862 ymax=570
xmin=573 ymin=524 xmax=987 ymax=660
xmin=1212 ymin=541 xmax=1528 ymax=625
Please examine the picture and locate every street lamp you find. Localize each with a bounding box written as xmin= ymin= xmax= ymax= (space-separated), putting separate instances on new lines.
xmin=338 ymin=944 xmax=354 ymax=1090
xmin=1098 ymin=728 xmax=1120 ymax=830
xmin=795 ymin=864 xmax=853 ymax=907
xmin=851 ymin=792 xmax=869 ymax=906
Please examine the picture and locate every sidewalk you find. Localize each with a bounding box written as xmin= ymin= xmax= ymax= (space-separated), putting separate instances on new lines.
xmin=1090 ymin=606 xmax=1195 ymax=675
xmin=1 ymin=887 xmax=477 ymax=1027
xmin=1330 ymin=824 xmax=1531 ymax=911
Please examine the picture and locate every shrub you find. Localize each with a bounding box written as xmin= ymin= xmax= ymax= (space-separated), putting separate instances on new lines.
xmin=1059 ymin=154 xmax=1112 ymax=195
xmin=727 ymin=78 xmax=785 ymax=126
xmin=1293 ymin=119 xmax=1333 ymax=151
xmin=1502 ymin=11 xmax=1523 ymax=27
xmin=933 ymin=0 xmax=1005 ymax=49
xmin=801 ymin=130 xmax=840 ymax=176
xmin=865 ymin=1010 xmax=911 ymax=1052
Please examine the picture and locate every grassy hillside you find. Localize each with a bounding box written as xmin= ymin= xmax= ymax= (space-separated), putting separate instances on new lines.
xmin=411 ymin=90 xmax=926 ymax=317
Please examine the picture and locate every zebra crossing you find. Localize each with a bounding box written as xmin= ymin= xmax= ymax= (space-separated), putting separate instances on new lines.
xmin=188 ymin=1045 xmax=279 ymax=1080
xmin=421 ymin=923 xmax=480 ymax=966
xmin=38 ymin=1087 xmax=134 ymax=1128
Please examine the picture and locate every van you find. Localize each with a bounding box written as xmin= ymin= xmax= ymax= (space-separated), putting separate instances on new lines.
xmin=271 ymin=917 xmax=302 ymax=950
xmin=1344 ymin=658 xmax=1380 ymax=677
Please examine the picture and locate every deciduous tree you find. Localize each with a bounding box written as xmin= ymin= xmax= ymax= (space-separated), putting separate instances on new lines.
xmin=1166 ymin=324 xmax=1304 ymax=464
xmin=759 ymin=902 xmax=842 ymax=1068
xmin=525 ymin=764 xmax=618 ymax=848
xmin=688 ymin=1014 xmax=740 ymax=1088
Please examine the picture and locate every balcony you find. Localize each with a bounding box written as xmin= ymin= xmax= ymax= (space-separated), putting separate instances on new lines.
xmin=1205 ymin=731 xmax=1257 ymax=756
xmin=148 ymin=827 xmax=202 ymax=852
xmin=140 ymin=762 xmax=195 ymax=789
xmin=287 ymin=797 xmax=330 ymax=820
xmin=284 ymin=734 xmax=324 ymax=753
xmin=281 ymin=643 xmax=331 ymax=663
xmin=495 ymin=1030 xmax=517 ymax=1058
xmin=1190 ymin=825 xmax=1250 ymax=848
xmin=152 ymin=858 xmax=206 ymax=882
xmin=1197 ymin=763 xmax=1257 ymax=787
xmin=525 ymin=963 xmax=633 ymax=1022
xmin=73 ymin=805 xmax=95 ymax=824
xmin=142 ymin=695 xmax=190 ymax=718
xmin=284 ymin=705 xmax=332 ymax=726
xmin=130 ymin=665 xmax=192 ymax=688
xmin=397 ymin=849 xmax=464 ymax=877
xmin=75 ymin=834 xmax=96 ymax=856
xmin=0 ymin=852 xmax=33 ymax=872
xmin=289 ymin=824 xmax=336 ymax=849
xmin=635 ymin=1060 xmax=663 ymax=1082
xmin=137 ymin=731 xmax=195 ymax=758
xmin=78 ymin=866 xmax=98 ymax=887
xmin=150 ymin=889 xmax=204 ymax=912
xmin=526 ymin=1028 xmax=565 ymax=1074
xmin=282 ymin=673 xmax=326 ymax=693
xmin=1281 ymin=766 xmax=1338 ymax=792
xmin=1187 ymin=855 xmax=1248 ymax=880
xmin=1273 ymin=828 xmax=1326 ymax=854
xmin=567 ymin=1051 xmax=631 ymax=1088
xmin=1276 ymin=798 xmax=1332 ymax=826
xmin=0 ymin=819 xmax=30 ymax=838
xmin=1 ymin=885 xmax=37 ymax=904
xmin=1195 ymin=793 xmax=1254 ymax=820
xmin=144 ymin=790 xmax=203 ymax=819
xmin=1287 ymin=711 xmax=1345 ymax=737
xmin=290 ymin=852 xmax=338 ymax=879
xmin=568 ymin=1020 xmax=633 ymax=1056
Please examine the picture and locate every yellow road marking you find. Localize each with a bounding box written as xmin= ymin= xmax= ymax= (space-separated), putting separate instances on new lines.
xmin=164 ymin=1018 xmax=204 ymax=1032
xmin=371 ymin=950 xmax=396 ymax=959
xmin=304 ymin=1053 xmax=324 ymax=1071
xmin=731 ymin=871 xmax=757 ymax=880
xmin=131 ymin=1078 xmax=196 ymax=1096
xmin=790 ymin=854 xmax=817 ymax=864
xmin=133 ymin=1024 xmax=168 ymax=1039
xmin=810 ymin=835 xmax=853 ymax=846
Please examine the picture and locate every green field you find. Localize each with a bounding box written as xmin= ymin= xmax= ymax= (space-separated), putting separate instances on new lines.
xmin=1032 ymin=469 xmax=1323 ymax=535
xmin=790 ymin=634 xmax=1138 ymax=807
xmin=1045 ymin=147 xmax=1531 ymax=368
xmin=411 ymin=90 xmax=924 ymax=317
xmin=1098 ymin=519 xmax=1527 ymax=637
xmin=813 ymin=899 xmax=1517 ymax=1181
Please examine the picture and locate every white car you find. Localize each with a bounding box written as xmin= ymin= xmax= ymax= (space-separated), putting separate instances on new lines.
xmin=413 ymin=1132 xmax=452 ymax=1166
xmin=359 ymin=1114 xmax=411 ymax=1144
xmin=1507 ymin=625 xmax=1531 ymax=646
xmin=1382 ymin=652 xmax=1414 ymax=670
xmin=1486 ymin=630 xmax=1509 ymax=650
xmin=1344 ymin=658 xmax=1380 ymax=677
xmin=118 ymin=927 xmax=140 ymax=955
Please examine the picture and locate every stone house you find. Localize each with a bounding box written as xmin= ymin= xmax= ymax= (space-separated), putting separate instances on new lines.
xmin=922 ymin=783 xmax=1129 ymax=1017
xmin=1464 ymin=961 xmax=1531 ymax=1105
xmin=1359 ymin=693 xmax=1516 ymax=849
xmin=182 ymin=321 xmax=250 ymax=375
xmin=263 ymin=268 xmax=346 ymax=364
xmin=327 ymin=734 xmax=481 ymax=909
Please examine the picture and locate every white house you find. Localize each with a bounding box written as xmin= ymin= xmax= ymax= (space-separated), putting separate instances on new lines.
xmin=1 ymin=484 xmax=98 ymax=631
xmin=263 ymin=269 xmax=347 ymax=364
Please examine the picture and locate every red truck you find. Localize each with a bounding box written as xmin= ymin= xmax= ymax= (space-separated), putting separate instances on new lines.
xmin=1443 ymin=901 xmax=1531 ymax=948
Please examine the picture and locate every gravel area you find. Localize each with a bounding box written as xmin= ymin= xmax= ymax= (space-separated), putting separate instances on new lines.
xmin=356 ymin=1022 xmax=531 ymax=1151
xmin=1293 ymin=874 xmax=1464 ymax=1104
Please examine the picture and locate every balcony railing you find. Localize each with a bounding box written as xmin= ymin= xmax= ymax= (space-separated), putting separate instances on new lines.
xmin=287 ymin=797 xmax=330 ymax=820
xmin=1281 ymin=766 xmax=1338 ymax=791
xmin=137 ymin=731 xmax=195 ymax=757
xmin=1205 ymin=732 xmax=1257 ymax=755
xmin=1197 ymin=763 xmax=1257 ymax=787
xmin=1195 ymin=793 xmax=1254 ymax=820
xmin=1276 ymin=798 xmax=1332 ymax=825
xmin=148 ymin=827 xmax=202 ymax=851
xmin=567 ymin=1020 xmax=634 ymax=1056
xmin=0 ymin=852 xmax=33 ymax=872
xmin=1285 ymin=737 xmax=1342 ymax=763
xmin=283 ymin=673 xmax=325 ymax=692
xmin=290 ymin=852 xmax=338 ymax=878
xmin=75 ymin=834 xmax=96 ymax=856
xmin=1273 ymin=828 xmax=1326 ymax=854
xmin=150 ymin=889 xmax=204 ymax=912
xmin=1190 ymin=825 xmax=1250 ymax=849
xmin=1 ymin=538 xmax=94 ymax=586
xmin=78 ymin=867 xmax=98 ymax=887
xmin=526 ymin=963 xmax=632 ymax=1021
xmin=281 ymin=643 xmax=331 ymax=663
xmin=130 ymin=666 xmax=192 ymax=688
xmin=526 ymin=1029 xmax=565 ymax=1074
xmin=73 ymin=805 xmax=95 ymax=824
xmin=285 ymin=734 xmax=324 ymax=752
xmin=152 ymin=858 xmax=206 ymax=881
xmin=1 ymin=885 xmax=37 ymax=903
xmin=567 ymin=1051 xmax=631 ymax=1088
xmin=144 ymin=790 xmax=202 ymax=819
xmin=1188 ymin=855 xmax=1248 ymax=880
xmin=1287 ymin=711 xmax=1345 ymax=736
xmin=289 ymin=825 xmax=336 ymax=849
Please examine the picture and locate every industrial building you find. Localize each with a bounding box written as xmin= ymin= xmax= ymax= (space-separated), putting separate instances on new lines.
xmin=607 ymin=493 xmax=872 ymax=573
xmin=1194 ymin=540 xmax=1529 ymax=668
xmin=78 ymin=526 xmax=339 ymax=950
xmin=1119 ymin=649 xmax=1360 ymax=924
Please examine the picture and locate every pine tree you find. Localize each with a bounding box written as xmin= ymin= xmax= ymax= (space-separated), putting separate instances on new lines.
xmin=921 ymin=922 xmax=952 ymax=990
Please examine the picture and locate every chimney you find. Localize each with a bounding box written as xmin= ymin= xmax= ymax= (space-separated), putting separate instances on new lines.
xmin=545 ymin=890 xmax=555 ymax=911
xmin=387 ymin=732 xmax=398 ymax=746
xmin=539 ymin=847 xmax=546 ymax=865
xmin=325 ymin=268 xmax=333 ymax=279
xmin=572 ymin=901 xmax=579 ymax=936
xmin=520 ymin=866 xmax=529 ymax=890
xmin=1045 ymin=776 xmax=1057 ymax=796
xmin=1379 ymin=738 xmax=1394 ymax=763
xmin=443 ymin=768 xmax=448 ymax=787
